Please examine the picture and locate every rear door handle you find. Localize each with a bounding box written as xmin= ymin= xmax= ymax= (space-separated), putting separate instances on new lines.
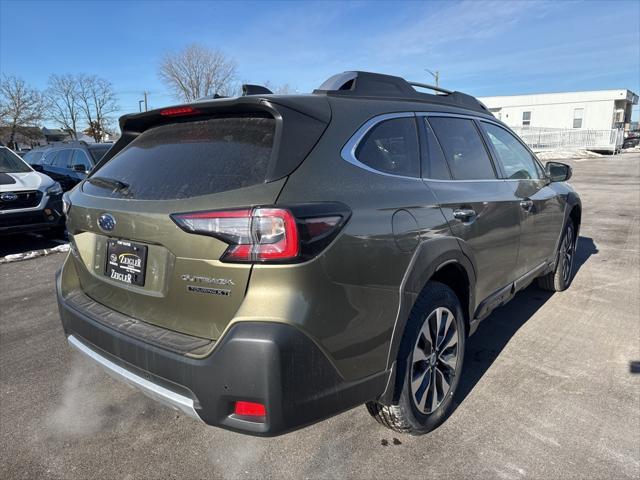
xmin=453 ymin=208 xmax=477 ymax=222
xmin=520 ymin=199 xmax=534 ymax=211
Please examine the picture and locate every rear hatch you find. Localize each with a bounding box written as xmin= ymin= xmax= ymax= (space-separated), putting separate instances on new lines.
xmin=65 ymin=97 xmax=330 ymax=340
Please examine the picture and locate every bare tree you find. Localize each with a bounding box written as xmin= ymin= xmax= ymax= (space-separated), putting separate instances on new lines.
xmin=0 ymin=75 xmax=45 ymax=149
xmin=77 ymin=75 xmax=118 ymax=142
xmin=158 ymin=43 xmax=238 ymax=101
xmin=45 ymin=74 xmax=81 ymax=140
xmin=263 ymin=82 xmax=296 ymax=94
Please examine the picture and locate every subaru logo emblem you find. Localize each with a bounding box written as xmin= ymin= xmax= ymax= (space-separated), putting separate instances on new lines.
xmin=1 ymin=192 xmax=18 ymax=202
xmin=98 ymin=213 xmax=116 ymax=232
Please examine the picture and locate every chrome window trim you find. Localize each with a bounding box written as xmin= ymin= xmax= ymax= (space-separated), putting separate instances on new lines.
xmin=340 ymin=112 xmax=422 ymax=182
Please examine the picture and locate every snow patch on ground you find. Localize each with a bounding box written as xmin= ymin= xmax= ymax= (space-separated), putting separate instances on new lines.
xmin=0 ymin=243 xmax=69 ymax=264
xmin=534 ymin=150 xmax=605 ymax=161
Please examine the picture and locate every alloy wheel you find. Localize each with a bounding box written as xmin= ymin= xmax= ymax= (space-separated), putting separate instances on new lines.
xmin=561 ymin=224 xmax=575 ymax=284
xmin=410 ymin=307 xmax=459 ymax=414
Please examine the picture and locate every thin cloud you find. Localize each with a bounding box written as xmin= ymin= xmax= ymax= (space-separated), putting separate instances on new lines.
xmin=371 ymin=0 xmax=560 ymax=60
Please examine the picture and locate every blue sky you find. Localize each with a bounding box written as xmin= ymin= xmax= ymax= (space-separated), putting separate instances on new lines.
xmin=1 ymin=0 xmax=639 ymax=123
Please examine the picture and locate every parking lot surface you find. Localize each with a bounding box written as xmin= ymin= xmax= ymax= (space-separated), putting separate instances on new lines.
xmin=1 ymin=154 xmax=639 ymax=479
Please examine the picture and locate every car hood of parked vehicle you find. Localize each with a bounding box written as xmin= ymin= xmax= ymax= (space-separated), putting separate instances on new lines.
xmin=0 ymin=171 xmax=55 ymax=192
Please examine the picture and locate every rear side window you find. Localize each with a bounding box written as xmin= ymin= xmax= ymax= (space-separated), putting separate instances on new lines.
xmin=83 ymin=117 xmax=275 ymax=200
xmin=428 ymin=117 xmax=496 ymax=180
xmin=481 ymin=122 xmax=540 ymax=180
xmin=42 ymin=151 xmax=57 ymax=165
xmin=355 ymin=117 xmax=420 ymax=178
xmin=53 ymin=149 xmax=72 ymax=168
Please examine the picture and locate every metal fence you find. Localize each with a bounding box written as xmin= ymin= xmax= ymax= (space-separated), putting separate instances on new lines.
xmin=511 ymin=126 xmax=624 ymax=153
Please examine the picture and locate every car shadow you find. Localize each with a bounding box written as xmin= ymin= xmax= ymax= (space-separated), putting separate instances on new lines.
xmin=453 ymin=235 xmax=598 ymax=409
xmin=0 ymin=232 xmax=67 ymax=257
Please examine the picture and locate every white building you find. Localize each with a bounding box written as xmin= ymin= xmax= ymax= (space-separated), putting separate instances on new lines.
xmin=479 ymin=89 xmax=638 ymax=132
xmin=479 ymin=89 xmax=638 ymax=152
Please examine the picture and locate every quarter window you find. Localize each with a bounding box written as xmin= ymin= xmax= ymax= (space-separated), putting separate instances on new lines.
xmin=482 ymin=122 xmax=540 ymax=180
xmin=427 ymin=117 xmax=496 ymax=180
xmin=422 ymin=118 xmax=451 ymax=180
xmin=355 ymin=117 xmax=420 ymax=178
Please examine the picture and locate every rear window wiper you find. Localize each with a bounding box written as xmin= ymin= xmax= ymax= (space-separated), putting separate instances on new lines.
xmin=86 ymin=176 xmax=130 ymax=192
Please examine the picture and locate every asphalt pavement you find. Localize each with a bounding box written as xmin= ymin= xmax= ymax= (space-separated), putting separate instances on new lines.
xmin=1 ymin=154 xmax=639 ymax=479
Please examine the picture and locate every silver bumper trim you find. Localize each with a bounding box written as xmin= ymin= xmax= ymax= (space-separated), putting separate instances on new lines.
xmin=67 ymin=335 xmax=202 ymax=421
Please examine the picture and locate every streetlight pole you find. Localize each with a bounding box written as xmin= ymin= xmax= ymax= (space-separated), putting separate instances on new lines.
xmin=425 ymin=68 xmax=440 ymax=87
xmin=138 ymin=100 xmax=144 ymax=112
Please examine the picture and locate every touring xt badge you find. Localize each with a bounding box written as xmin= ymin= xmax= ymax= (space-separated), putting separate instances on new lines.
xmin=181 ymin=274 xmax=234 ymax=296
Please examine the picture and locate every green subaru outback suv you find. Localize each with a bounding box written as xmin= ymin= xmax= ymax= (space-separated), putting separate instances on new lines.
xmin=56 ymin=71 xmax=581 ymax=436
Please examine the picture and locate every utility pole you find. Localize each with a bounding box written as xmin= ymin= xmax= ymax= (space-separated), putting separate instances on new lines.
xmin=425 ymin=68 xmax=440 ymax=87
xmin=144 ymin=91 xmax=148 ymax=112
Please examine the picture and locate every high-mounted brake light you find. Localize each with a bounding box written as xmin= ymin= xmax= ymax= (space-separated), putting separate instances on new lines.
xmin=171 ymin=207 xmax=299 ymax=263
xmin=159 ymin=106 xmax=200 ymax=117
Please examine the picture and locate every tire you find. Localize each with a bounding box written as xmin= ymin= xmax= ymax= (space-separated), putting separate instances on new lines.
xmin=537 ymin=221 xmax=577 ymax=292
xmin=366 ymin=281 xmax=466 ymax=435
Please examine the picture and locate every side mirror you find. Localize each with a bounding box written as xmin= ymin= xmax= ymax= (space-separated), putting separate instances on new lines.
xmin=545 ymin=161 xmax=572 ymax=182
xmin=72 ymin=164 xmax=88 ymax=173
xmin=31 ymin=164 xmax=43 ymax=172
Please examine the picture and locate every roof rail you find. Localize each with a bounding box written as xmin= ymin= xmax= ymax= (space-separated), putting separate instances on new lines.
xmin=314 ymin=71 xmax=488 ymax=114
xmin=407 ymin=81 xmax=453 ymax=96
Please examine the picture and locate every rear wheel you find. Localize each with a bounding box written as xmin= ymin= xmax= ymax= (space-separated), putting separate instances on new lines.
xmin=537 ymin=221 xmax=576 ymax=292
xmin=366 ymin=282 xmax=465 ymax=435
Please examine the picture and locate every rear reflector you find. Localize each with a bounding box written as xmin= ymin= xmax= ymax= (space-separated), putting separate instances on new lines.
xmin=234 ymin=401 xmax=266 ymax=417
xmin=160 ymin=106 xmax=200 ymax=117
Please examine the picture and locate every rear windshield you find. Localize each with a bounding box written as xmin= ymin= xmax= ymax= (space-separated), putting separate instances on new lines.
xmin=82 ymin=116 xmax=275 ymax=200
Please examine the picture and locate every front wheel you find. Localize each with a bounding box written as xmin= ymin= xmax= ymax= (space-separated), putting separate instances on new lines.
xmin=366 ymin=282 xmax=466 ymax=435
xmin=537 ymin=221 xmax=577 ymax=292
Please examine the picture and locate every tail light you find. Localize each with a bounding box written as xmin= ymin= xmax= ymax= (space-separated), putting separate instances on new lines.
xmin=171 ymin=203 xmax=350 ymax=263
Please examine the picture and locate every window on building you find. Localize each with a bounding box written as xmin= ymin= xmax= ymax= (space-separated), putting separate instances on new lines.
xmin=427 ymin=117 xmax=496 ymax=180
xmin=573 ymin=108 xmax=584 ymax=129
xmin=355 ymin=117 xmax=420 ymax=177
xmin=522 ymin=111 xmax=531 ymax=127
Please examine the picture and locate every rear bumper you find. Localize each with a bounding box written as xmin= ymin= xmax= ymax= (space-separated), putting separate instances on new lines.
xmin=56 ymin=271 xmax=387 ymax=436
xmin=0 ymin=194 xmax=63 ymax=234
